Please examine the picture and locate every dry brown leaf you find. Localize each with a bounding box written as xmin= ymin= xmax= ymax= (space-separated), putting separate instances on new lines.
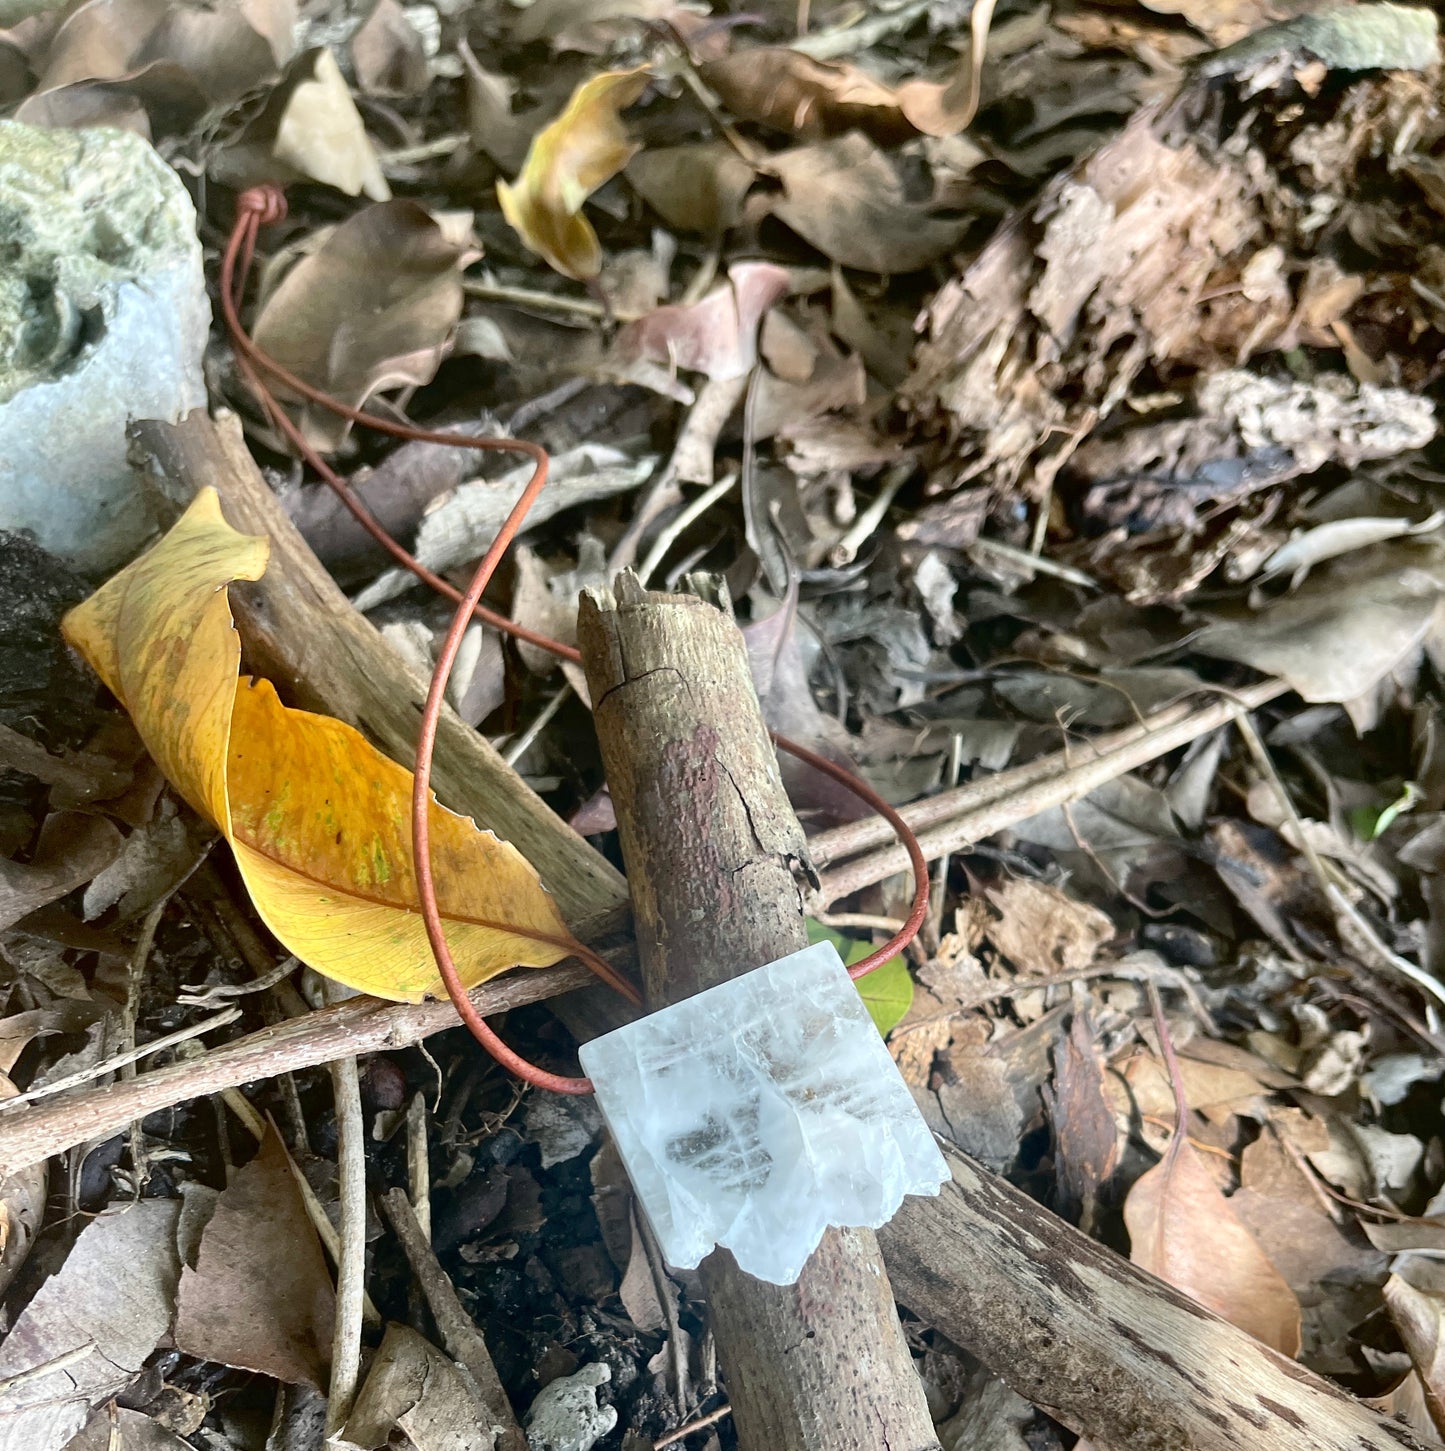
xmin=351 ymin=0 xmax=428 ymax=98
xmin=497 ymin=67 xmax=649 ymax=280
xmin=17 ymin=0 xmax=291 ymax=133
xmin=343 ymin=1325 xmax=491 ymax=1451
xmin=175 ymin=1127 xmax=335 ymax=1387
xmin=0 ymin=1199 xmax=182 ymax=1451
xmin=1124 ymin=1124 xmax=1301 ymax=1354
xmin=1112 ymin=1050 xmax=1271 ymax=1130
xmin=984 ymin=877 xmax=1114 ymax=979
xmin=703 ymin=47 xmax=979 ymax=143
xmin=609 ymin=261 xmax=789 ymax=384
xmin=764 ymin=132 xmax=967 ymax=273
xmin=625 ymin=142 xmax=756 ymax=234
xmin=0 ymin=811 xmax=123 ymax=932
xmin=750 ymin=342 xmax=866 ymax=441
xmin=458 ymin=39 xmax=531 ymax=173
xmin=252 ymin=200 xmax=476 ymax=451
xmin=1386 ymin=1275 xmax=1445 ymax=1438
xmin=214 ymin=46 xmax=389 ymax=201
xmin=1044 ymin=1012 xmax=1118 ymax=1216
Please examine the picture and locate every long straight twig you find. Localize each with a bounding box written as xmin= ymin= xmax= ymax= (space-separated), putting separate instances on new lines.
xmin=381 ymin=1188 xmax=527 ymax=1451
xmin=325 ymin=1036 xmax=367 ymax=1435
xmin=812 ymin=679 xmax=1287 ymax=902
xmin=0 ymin=683 xmax=1286 ymax=1177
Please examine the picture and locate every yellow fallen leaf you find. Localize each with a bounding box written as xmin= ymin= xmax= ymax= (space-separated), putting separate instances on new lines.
xmin=62 ymin=489 xmax=580 ymax=1002
xmin=497 ymin=67 xmax=648 ymax=280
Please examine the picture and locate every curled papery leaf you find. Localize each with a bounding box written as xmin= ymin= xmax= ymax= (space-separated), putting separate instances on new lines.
xmin=1123 ymin=1115 xmax=1301 ymax=1355
xmin=62 ymin=489 xmax=580 ymax=1002
xmin=497 ymin=67 xmax=649 ymax=280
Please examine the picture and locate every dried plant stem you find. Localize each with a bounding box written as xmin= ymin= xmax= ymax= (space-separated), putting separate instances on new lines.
xmin=655 ymin=1404 xmax=733 ymax=1448
xmin=1231 ymin=709 xmax=1445 ymax=1012
xmin=381 ymin=1188 xmax=527 ymax=1451
xmin=0 ymin=684 xmax=1291 ymax=1178
xmin=812 ymin=679 xmax=1287 ymax=903
xmin=2 ymin=1007 xmax=240 ymax=1107
xmin=636 ymin=471 xmax=738 ymax=586
xmin=0 ymin=959 xmax=594 ymax=1184
xmin=406 ymin=1092 xmax=432 ymax=1242
xmin=325 ymin=1033 xmax=366 ymax=1435
xmin=462 ymin=279 xmax=609 ymax=320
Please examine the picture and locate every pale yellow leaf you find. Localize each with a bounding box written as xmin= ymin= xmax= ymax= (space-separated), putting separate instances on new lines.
xmin=496 ymin=67 xmax=648 ymax=280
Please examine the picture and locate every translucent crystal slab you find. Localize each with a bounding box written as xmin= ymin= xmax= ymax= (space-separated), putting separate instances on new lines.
xmin=579 ymin=941 xmax=948 ymax=1285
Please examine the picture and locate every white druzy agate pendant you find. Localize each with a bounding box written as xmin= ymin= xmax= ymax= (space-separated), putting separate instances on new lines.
xmin=578 ymin=941 xmax=949 ymax=1285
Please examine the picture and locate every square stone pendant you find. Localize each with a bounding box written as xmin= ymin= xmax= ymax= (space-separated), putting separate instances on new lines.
xmin=579 ymin=941 xmax=948 ymax=1285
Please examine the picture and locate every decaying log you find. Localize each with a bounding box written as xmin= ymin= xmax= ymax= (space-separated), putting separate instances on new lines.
xmin=128 ymin=409 xmax=630 ymax=945
xmin=880 ymin=1143 xmax=1431 ymax=1451
xmin=577 ymin=573 xmax=941 ymax=1451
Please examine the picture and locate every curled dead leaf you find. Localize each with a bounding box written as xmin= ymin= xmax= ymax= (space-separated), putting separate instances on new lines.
xmin=1124 ymin=1110 xmax=1301 ymax=1354
xmin=252 ymin=200 xmax=477 ymax=451
xmin=61 ymin=489 xmax=583 ymax=1002
xmin=609 ymin=261 xmax=790 ymax=383
xmin=703 ymin=47 xmax=980 ymax=143
xmin=625 ymin=142 xmax=756 ymax=234
xmin=212 ymin=46 xmax=390 ymax=201
xmin=764 ymin=132 xmax=968 ymax=273
xmin=497 ymin=67 xmax=649 ymax=280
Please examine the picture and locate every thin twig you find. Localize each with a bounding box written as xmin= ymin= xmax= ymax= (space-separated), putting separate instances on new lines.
xmin=179 ymin=955 xmax=297 ymax=1005
xmin=807 ymin=680 xmax=1286 ymax=871
xmin=814 ymin=911 xmax=906 ymax=934
xmin=325 ymin=998 xmax=367 ymax=1436
xmin=406 ymin=1091 xmax=432 ymax=1243
xmin=2 ymin=1008 xmax=240 ymax=1108
xmin=463 ymin=279 xmax=609 ymax=320
xmin=814 ymin=680 xmax=1288 ymax=902
xmin=0 ymin=1343 xmax=97 ymax=1395
xmin=655 ymin=1403 xmax=733 ymax=1448
xmin=502 ymin=684 xmax=571 ymax=768
xmin=122 ymin=899 xmax=169 ymax=1193
xmin=0 ymin=960 xmax=596 ymax=1178
xmin=1232 ymin=710 xmax=1445 ymax=1013
xmin=971 ymin=535 xmax=1098 ymax=589
xmin=636 ymin=472 xmax=738 ymax=586
xmin=381 ymin=1188 xmax=527 ymax=1451
xmin=635 ymin=1204 xmax=689 ymax=1416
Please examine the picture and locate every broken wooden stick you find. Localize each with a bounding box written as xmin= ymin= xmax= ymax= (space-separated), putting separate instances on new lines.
xmin=879 ymin=1141 xmax=1429 ymax=1451
xmin=577 ymin=571 xmax=941 ymax=1451
xmin=130 ymin=409 xmax=631 ymax=945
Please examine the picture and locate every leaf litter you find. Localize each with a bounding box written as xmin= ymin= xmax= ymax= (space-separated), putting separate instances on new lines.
xmin=7 ymin=0 xmax=1445 ymax=1446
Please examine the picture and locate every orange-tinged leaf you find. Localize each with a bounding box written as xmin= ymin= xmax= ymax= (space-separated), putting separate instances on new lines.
xmin=1123 ymin=1133 xmax=1302 ymax=1355
xmin=62 ymin=488 xmax=578 ymax=1002
xmin=496 ymin=67 xmax=648 ymax=280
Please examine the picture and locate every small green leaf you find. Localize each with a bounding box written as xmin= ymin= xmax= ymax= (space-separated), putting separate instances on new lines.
xmin=806 ymin=919 xmax=914 ymax=1038
xmin=1350 ymin=781 xmax=1419 ymax=842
